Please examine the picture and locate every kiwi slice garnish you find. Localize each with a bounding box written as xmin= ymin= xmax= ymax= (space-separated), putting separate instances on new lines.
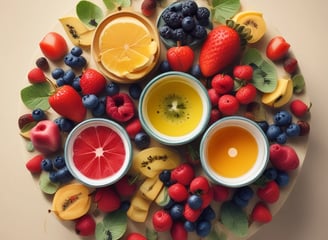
xmin=157 ymin=93 xmax=190 ymax=122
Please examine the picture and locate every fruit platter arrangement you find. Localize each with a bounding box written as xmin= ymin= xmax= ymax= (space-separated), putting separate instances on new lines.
xmin=18 ymin=0 xmax=311 ymax=239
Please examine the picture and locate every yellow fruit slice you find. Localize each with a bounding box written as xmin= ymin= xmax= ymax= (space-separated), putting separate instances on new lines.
xmin=262 ymin=78 xmax=293 ymax=107
xmin=139 ymin=177 xmax=164 ymax=201
xmin=51 ymin=183 xmax=91 ymax=220
xmin=79 ymin=30 xmax=95 ymax=47
xmin=98 ymin=17 xmax=157 ymax=78
xmin=59 ymin=16 xmax=90 ymax=46
xmin=233 ymin=11 xmax=266 ymax=43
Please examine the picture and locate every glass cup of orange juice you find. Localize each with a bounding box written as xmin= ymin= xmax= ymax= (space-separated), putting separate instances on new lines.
xmin=200 ymin=116 xmax=269 ymax=187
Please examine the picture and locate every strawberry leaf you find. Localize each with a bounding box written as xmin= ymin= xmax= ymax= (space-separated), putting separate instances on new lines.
xmin=220 ymin=201 xmax=248 ymax=237
xmin=212 ymin=0 xmax=241 ymax=24
xmin=96 ymin=209 xmax=127 ymax=240
xmin=76 ymin=0 xmax=104 ymax=28
xmin=20 ymin=82 xmax=51 ymax=110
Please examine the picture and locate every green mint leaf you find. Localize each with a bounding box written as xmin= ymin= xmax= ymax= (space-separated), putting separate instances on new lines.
xmin=292 ymin=74 xmax=305 ymax=94
xmin=20 ymin=82 xmax=51 ymax=110
xmin=146 ymin=227 xmax=158 ymax=240
xmin=103 ymin=0 xmax=131 ymax=11
xmin=103 ymin=0 xmax=116 ymax=10
xmin=39 ymin=171 xmax=60 ymax=195
xmin=212 ymin=0 xmax=241 ymax=23
xmin=220 ymin=201 xmax=249 ymax=237
xmin=76 ymin=0 xmax=104 ymax=28
xmin=206 ymin=229 xmax=227 ymax=240
xmin=97 ymin=209 xmax=127 ymax=240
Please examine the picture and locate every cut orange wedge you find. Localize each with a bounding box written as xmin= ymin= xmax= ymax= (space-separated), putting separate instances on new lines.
xmin=98 ymin=17 xmax=158 ymax=78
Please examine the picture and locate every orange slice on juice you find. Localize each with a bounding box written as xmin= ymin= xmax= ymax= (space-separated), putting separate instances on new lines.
xmin=98 ymin=17 xmax=158 ymax=78
xmin=65 ymin=119 xmax=132 ymax=187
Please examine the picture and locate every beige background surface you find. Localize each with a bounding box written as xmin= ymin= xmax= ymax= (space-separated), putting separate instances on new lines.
xmin=1 ymin=0 xmax=327 ymax=239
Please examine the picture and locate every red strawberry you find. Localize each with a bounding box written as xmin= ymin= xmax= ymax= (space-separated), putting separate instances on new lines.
xmin=114 ymin=175 xmax=137 ymax=198
xmin=152 ymin=209 xmax=173 ymax=232
xmin=270 ymin=143 xmax=300 ymax=171
xmin=126 ymin=232 xmax=147 ymax=240
xmin=211 ymin=73 xmax=234 ymax=95
xmin=235 ymin=83 xmax=257 ymax=105
xmin=80 ymin=68 xmax=107 ymax=95
xmin=171 ymin=163 xmax=195 ymax=186
xmin=212 ymin=184 xmax=230 ymax=202
xmin=49 ymin=85 xmax=87 ymax=122
xmin=27 ymin=67 xmax=46 ymax=84
xmin=199 ymin=25 xmax=241 ymax=77
xmin=290 ymin=99 xmax=311 ymax=118
xmin=25 ymin=154 xmax=44 ymax=174
xmin=233 ymin=65 xmax=253 ymax=81
xmin=168 ymin=183 xmax=189 ymax=202
xmin=106 ymin=93 xmax=135 ymax=122
xmin=94 ymin=186 xmax=121 ymax=213
xmin=257 ymin=181 xmax=280 ymax=204
xmin=251 ymin=202 xmax=272 ymax=223
xmin=170 ymin=221 xmax=188 ymax=240
xmin=189 ymin=176 xmax=210 ymax=195
xmin=167 ymin=44 xmax=194 ymax=72
xmin=183 ymin=203 xmax=202 ymax=222
xmin=141 ymin=0 xmax=157 ymax=17
xmin=125 ymin=118 xmax=142 ymax=139
xmin=218 ymin=94 xmax=240 ymax=116
xmin=75 ymin=214 xmax=96 ymax=236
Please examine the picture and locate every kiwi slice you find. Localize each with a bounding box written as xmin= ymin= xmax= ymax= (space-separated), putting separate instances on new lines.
xmin=157 ymin=93 xmax=190 ymax=122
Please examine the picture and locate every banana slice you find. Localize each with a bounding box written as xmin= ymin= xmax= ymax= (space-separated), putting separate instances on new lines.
xmin=233 ymin=11 xmax=266 ymax=43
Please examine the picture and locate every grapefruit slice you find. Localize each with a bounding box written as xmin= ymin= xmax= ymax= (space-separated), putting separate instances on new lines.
xmin=65 ymin=119 xmax=132 ymax=187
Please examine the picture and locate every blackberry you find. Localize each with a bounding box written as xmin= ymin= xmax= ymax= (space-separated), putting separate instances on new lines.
xmin=181 ymin=0 xmax=198 ymax=16
xmin=191 ymin=25 xmax=207 ymax=39
xmin=162 ymin=10 xmax=183 ymax=29
xmin=172 ymin=28 xmax=187 ymax=44
xmin=159 ymin=25 xmax=173 ymax=39
xmin=196 ymin=7 xmax=210 ymax=20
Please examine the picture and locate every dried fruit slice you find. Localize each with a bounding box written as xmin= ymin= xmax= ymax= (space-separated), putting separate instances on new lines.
xmin=65 ymin=119 xmax=132 ymax=187
xmin=98 ymin=17 xmax=157 ymax=78
xmin=51 ymin=183 xmax=91 ymax=220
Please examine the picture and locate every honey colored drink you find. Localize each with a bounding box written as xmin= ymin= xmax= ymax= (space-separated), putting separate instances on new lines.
xmin=207 ymin=126 xmax=258 ymax=178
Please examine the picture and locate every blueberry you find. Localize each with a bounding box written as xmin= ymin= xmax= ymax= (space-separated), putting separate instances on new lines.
xmin=199 ymin=206 xmax=216 ymax=221
xmin=188 ymin=194 xmax=203 ymax=210
xmin=182 ymin=16 xmax=196 ymax=32
xmin=64 ymin=54 xmax=86 ymax=69
xmin=159 ymin=60 xmax=172 ymax=73
xmin=92 ymin=101 xmax=106 ymax=117
xmin=41 ymin=158 xmax=53 ymax=172
xmin=274 ymin=110 xmax=292 ymax=126
xmin=56 ymin=166 xmax=74 ymax=183
xmin=32 ymin=108 xmax=46 ymax=121
xmin=159 ymin=25 xmax=173 ymax=39
xmin=257 ymin=121 xmax=269 ymax=132
xmin=82 ymin=94 xmax=99 ymax=109
xmin=276 ymin=132 xmax=288 ymax=144
xmin=232 ymin=194 xmax=248 ymax=208
xmin=286 ymin=123 xmax=301 ymax=137
xmin=196 ymin=220 xmax=211 ymax=238
xmin=35 ymin=57 xmax=49 ymax=71
xmin=49 ymin=171 xmax=59 ymax=183
xmin=275 ymin=171 xmax=290 ymax=187
xmin=106 ymin=82 xmax=120 ymax=96
xmin=164 ymin=198 xmax=175 ymax=210
xmin=159 ymin=170 xmax=171 ymax=183
xmin=71 ymin=46 xmax=83 ymax=56
xmin=170 ymin=203 xmax=184 ymax=220
xmin=72 ymin=76 xmax=81 ymax=91
xmin=63 ymin=70 xmax=75 ymax=85
xmin=266 ymin=124 xmax=282 ymax=141
xmin=191 ymin=24 xmax=207 ymax=39
xmin=134 ymin=132 xmax=151 ymax=150
xmin=168 ymin=2 xmax=182 ymax=12
xmin=119 ymin=200 xmax=131 ymax=212
xmin=172 ymin=28 xmax=187 ymax=43
xmin=129 ymin=83 xmax=142 ymax=100
xmin=52 ymin=67 xmax=65 ymax=79
xmin=182 ymin=0 xmax=198 ymax=16
xmin=190 ymin=64 xmax=202 ymax=79
xmin=235 ymin=186 xmax=254 ymax=201
xmin=56 ymin=77 xmax=65 ymax=87
xmin=264 ymin=167 xmax=278 ymax=181
xmin=196 ymin=7 xmax=210 ymax=20
xmin=184 ymin=221 xmax=196 ymax=232
xmin=54 ymin=117 xmax=75 ymax=132
xmin=53 ymin=156 xmax=66 ymax=169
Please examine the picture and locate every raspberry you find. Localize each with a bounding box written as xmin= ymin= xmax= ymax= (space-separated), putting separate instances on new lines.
xmin=233 ymin=65 xmax=253 ymax=81
xmin=152 ymin=209 xmax=173 ymax=232
xmin=183 ymin=203 xmax=202 ymax=222
xmin=168 ymin=183 xmax=189 ymax=202
xmin=106 ymin=93 xmax=135 ymax=122
xmin=189 ymin=176 xmax=210 ymax=195
xmin=170 ymin=163 xmax=195 ymax=186
xmin=218 ymin=94 xmax=240 ymax=116
xmin=235 ymin=83 xmax=257 ymax=104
